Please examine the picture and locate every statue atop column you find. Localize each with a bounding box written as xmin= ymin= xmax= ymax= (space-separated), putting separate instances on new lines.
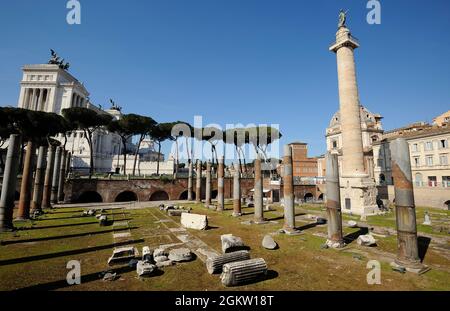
xmin=338 ymin=9 xmax=348 ymax=28
xmin=48 ymin=49 xmax=70 ymax=71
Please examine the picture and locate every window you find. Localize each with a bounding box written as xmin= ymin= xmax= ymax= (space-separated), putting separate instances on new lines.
xmin=412 ymin=143 xmax=419 ymax=152
xmin=413 ymin=157 xmax=420 ymax=167
xmin=439 ymin=154 xmax=448 ymax=165
xmin=443 ymin=176 xmax=450 ymax=187
xmin=415 ymin=173 xmax=423 ymax=184
xmin=425 ymin=141 xmax=433 ymax=151
xmin=440 ymin=139 xmax=448 ymax=149
xmin=428 ymin=176 xmax=437 ymax=187
xmin=332 ymin=140 xmax=338 ymax=149
xmin=426 ymin=156 xmax=433 ymax=166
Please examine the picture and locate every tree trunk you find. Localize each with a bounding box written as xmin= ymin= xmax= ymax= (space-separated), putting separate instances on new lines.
xmin=0 ymin=149 xmax=5 ymax=172
xmin=122 ymin=137 xmax=127 ymax=175
xmin=235 ymin=145 xmax=242 ymax=174
xmin=19 ymin=142 xmax=25 ymax=173
xmin=17 ymin=140 xmax=35 ymax=220
xmin=156 ymin=142 xmax=161 ymax=175
xmin=213 ymin=144 xmax=219 ymax=167
xmin=132 ymin=135 xmax=144 ymax=176
xmin=174 ymin=139 xmax=179 ymax=178
xmin=185 ymin=136 xmax=191 ymax=162
xmin=85 ymin=129 xmax=94 ymax=179
xmin=240 ymin=147 xmax=247 ymax=173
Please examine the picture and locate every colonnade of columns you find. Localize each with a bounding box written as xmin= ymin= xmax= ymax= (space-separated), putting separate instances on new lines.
xmin=71 ymin=93 xmax=85 ymax=108
xmin=184 ymin=141 xmax=427 ymax=274
xmin=0 ymin=134 xmax=71 ymax=231
xmin=22 ymin=88 xmax=50 ymax=111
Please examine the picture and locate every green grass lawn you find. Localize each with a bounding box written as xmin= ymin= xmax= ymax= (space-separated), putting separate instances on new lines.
xmin=0 ymin=202 xmax=449 ymax=291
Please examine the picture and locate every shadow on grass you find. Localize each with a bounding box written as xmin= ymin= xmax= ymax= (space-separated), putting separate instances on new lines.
xmin=1 ymin=227 xmax=138 ymax=246
xmin=35 ymin=215 xmax=92 ymax=221
xmin=343 ymin=227 xmax=368 ymax=244
xmin=18 ymin=263 xmax=163 ymax=291
xmin=17 ymin=221 xmax=99 ymax=230
xmin=418 ymin=236 xmax=431 ymax=262
xmin=0 ymin=239 xmax=144 ymax=266
xmin=44 ymin=209 xmax=84 ymax=214
xmin=297 ymin=222 xmax=319 ymax=231
xmin=206 ymin=226 xmax=220 ymax=230
xmin=267 ymin=213 xmax=305 ymax=222
xmin=241 ymin=212 xmax=254 ymax=216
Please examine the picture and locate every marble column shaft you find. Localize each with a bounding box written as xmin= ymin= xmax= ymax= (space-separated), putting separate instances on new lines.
xmin=254 ymin=156 xmax=264 ymax=223
xmin=0 ymin=134 xmax=22 ymax=231
xmin=195 ymin=160 xmax=202 ymax=203
xmin=42 ymin=145 xmax=55 ymax=209
xmin=31 ymin=146 xmax=47 ymax=212
xmin=283 ymin=145 xmax=295 ymax=230
xmin=205 ymin=161 xmax=212 ymax=206
xmin=325 ymin=153 xmax=345 ymax=247
xmin=232 ymin=163 xmax=241 ymax=217
xmin=217 ymin=156 xmax=225 ymax=211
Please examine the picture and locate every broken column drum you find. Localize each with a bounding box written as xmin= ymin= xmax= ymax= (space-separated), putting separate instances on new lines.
xmin=220 ymin=258 xmax=268 ymax=287
xmin=232 ymin=163 xmax=241 ymax=217
xmin=217 ymin=156 xmax=225 ymax=211
xmin=325 ymin=152 xmax=345 ymax=248
xmin=196 ymin=160 xmax=202 ymax=203
xmin=390 ymin=138 xmax=426 ymax=272
xmin=253 ymin=156 xmax=264 ymax=223
xmin=0 ymin=134 xmax=22 ymax=231
xmin=205 ymin=161 xmax=212 ymax=206
xmin=282 ymin=145 xmax=296 ymax=232
xmin=206 ymin=250 xmax=251 ymax=274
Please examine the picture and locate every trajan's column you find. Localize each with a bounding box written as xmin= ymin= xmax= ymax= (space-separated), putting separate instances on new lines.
xmin=329 ymin=11 xmax=378 ymax=216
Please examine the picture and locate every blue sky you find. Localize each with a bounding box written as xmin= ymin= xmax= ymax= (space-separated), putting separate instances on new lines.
xmin=1 ymin=0 xmax=449 ymax=159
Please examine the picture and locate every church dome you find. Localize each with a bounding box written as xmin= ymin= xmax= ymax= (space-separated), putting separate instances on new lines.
xmin=329 ymin=105 xmax=380 ymax=128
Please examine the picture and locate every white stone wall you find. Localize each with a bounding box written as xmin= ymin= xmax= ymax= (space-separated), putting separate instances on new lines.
xmin=112 ymin=155 xmax=175 ymax=176
xmin=373 ymin=131 xmax=450 ymax=186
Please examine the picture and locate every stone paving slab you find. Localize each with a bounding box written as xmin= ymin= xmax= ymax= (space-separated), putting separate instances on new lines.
xmin=113 ymin=232 xmax=132 ymax=239
xmin=113 ymin=221 xmax=129 ymax=227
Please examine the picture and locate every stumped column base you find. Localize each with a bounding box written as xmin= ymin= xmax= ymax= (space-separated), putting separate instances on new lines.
xmin=326 ymin=239 xmax=346 ymax=249
xmin=232 ymin=212 xmax=242 ymax=217
xmin=390 ymin=261 xmax=430 ymax=275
